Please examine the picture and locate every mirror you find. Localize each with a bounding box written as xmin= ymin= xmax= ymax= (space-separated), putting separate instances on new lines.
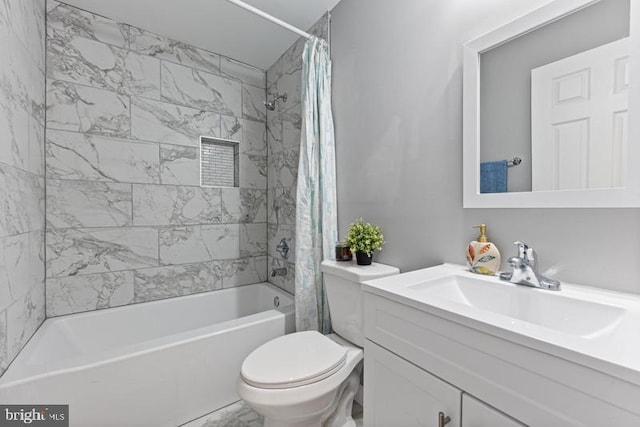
xmin=463 ymin=0 xmax=640 ymax=208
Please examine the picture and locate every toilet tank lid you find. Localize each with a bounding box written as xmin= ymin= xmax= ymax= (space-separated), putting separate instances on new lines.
xmin=320 ymin=259 xmax=400 ymax=283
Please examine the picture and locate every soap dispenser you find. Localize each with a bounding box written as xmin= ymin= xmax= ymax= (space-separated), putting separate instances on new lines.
xmin=466 ymin=224 xmax=501 ymax=275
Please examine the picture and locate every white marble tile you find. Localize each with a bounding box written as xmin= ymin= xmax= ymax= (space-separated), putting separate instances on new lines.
xmin=46 ymin=129 xmax=160 ymax=184
xmin=240 ymin=153 xmax=267 ymax=189
xmin=1 ymin=20 xmax=45 ymax=121
xmin=267 ymin=149 xmax=298 ymax=189
xmin=28 ymin=116 xmax=44 ymax=177
xmin=267 ymin=37 xmax=304 ymax=87
xmin=276 ymin=68 xmax=301 ymax=112
xmin=268 ymin=223 xmax=295 ymax=262
xmin=0 ymin=51 xmax=45 ymax=173
xmin=47 ymin=180 xmax=132 ymax=228
xmin=220 ymin=57 xmax=265 ymax=87
xmin=46 ymin=227 xmax=159 ymax=278
xmin=46 ymin=271 xmax=134 ymax=317
xmin=0 ymin=311 xmax=7 ymax=374
xmin=133 ymin=262 xmax=223 ymax=303
xmin=129 ymin=27 xmax=220 ymax=74
xmin=159 ymin=144 xmax=200 ymax=186
xmin=161 ymin=62 xmax=242 ymax=117
xmin=0 ymin=94 xmax=31 ymax=174
xmin=0 ymin=164 xmax=44 ymax=238
xmin=241 ymin=119 xmax=267 ymax=156
xmin=221 ymin=257 xmax=267 ymax=288
xmin=240 ymin=224 xmax=267 ymax=258
xmin=46 ymin=80 xmax=130 ymax=138
xmin=266 ymin=114 xmax=283 ymax=157
xmin=267 ymin=187 xmax=296 ymax=226
xmin=220 ymin=189 xmax=267 ymax=224
xmin=220 ymin=115 xmax=242 ymax=141
xmin=182 ymin=400 xmax=263 ymax=427
xmin=6 ymin=284 xmax=45 ymax=363
xmin=47 ymin=28 xmax=161 ymax=98
xmin=159 ymin=224 xmax=239 ymax=265
xmin=29 ymin=230 xmax=45 ymax=298
xmin=0 ymin=233 xmax=30 ymax=312
xmin=132 ymin=184 xmax=221 ymax=226
xmin=242 ymin=84 xmax=265 ymax=122
xmin=281 ymin=109 xmax=302 ymax=151
xmin=5 ymin=0 xmax=45 ymax=72
xmin=131 ymin=97 xmax=220 ymax=146
xmin=47 ymin=0 xmax=129 ymax=48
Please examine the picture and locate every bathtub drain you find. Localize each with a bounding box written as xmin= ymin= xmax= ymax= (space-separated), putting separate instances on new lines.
xmin=273 ymin=296 xmax=280 ymax=307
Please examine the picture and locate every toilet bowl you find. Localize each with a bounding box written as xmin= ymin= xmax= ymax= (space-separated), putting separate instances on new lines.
xmin=236 ymin=260 xmax=399 ymax=427
xmin=237 ymin=333 xmax=362 ymax=427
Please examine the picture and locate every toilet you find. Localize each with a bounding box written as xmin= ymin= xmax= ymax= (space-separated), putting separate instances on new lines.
xmin=236 ymin=259 xmax=399 ymax=427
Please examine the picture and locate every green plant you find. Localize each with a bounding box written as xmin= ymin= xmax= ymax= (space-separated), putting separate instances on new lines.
xmin=345 ymin=218 xmax=385 ymax=256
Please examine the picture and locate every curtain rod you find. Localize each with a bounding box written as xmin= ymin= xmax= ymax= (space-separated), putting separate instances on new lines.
xmin=223 ymin=0 xmax=312 ymax=40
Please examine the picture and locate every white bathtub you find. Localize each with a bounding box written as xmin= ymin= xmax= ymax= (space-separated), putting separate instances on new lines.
xmin=0 ymin=282 xmax=294 ymax=427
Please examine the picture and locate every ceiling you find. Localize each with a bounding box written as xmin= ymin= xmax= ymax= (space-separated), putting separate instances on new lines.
xmin=61 ymin=0 xmax=343 ymax=70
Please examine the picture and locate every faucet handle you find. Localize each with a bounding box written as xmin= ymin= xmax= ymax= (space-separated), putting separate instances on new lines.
xmin=513 ymin=241 xmax=537 ymax=268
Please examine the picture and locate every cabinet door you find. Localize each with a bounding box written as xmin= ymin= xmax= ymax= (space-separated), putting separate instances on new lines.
xmin=364 ymin=340 xmax=461 ymax=427
xmin=462 ymin=394 xmax=526 ymax=427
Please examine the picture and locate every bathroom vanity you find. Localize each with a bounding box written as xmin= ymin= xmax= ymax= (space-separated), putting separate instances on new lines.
xmin=361 ymin=264 xmax=640 ymax=426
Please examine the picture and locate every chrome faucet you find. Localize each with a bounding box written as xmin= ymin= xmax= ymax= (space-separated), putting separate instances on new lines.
xmin=499 ymin=241 xmax=561 ymax=291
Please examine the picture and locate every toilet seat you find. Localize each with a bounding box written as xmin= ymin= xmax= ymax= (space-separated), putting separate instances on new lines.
xmin=241 ymin=331 xmax=347 ymax=389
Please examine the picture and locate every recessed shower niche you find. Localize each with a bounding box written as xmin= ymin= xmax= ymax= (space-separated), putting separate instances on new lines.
xmin=200 ymin=136 xmax=240 ymax=188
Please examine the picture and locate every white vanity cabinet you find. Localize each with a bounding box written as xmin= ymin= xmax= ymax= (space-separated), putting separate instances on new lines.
xmin=461 ymin=395 xmax=524 ymax=427
xmin=364 ymin=340 xmax=524 ymax=427
xmin=362 ymin=289 xmax=640 ymax=426
xmin=364 ymin=340 xmax=461 ymax=427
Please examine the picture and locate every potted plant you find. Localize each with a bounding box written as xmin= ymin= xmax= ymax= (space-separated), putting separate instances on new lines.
xmin=345 ymin=218 xmax=385 ymax=265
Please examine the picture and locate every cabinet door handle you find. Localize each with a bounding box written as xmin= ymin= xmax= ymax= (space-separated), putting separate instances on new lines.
xmin=438 ymin=411 xmax=451 ymax=427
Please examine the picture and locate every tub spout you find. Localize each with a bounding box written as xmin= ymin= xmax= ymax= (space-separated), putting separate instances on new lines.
xmin=271 ymin=268 xmax=287 ymax=277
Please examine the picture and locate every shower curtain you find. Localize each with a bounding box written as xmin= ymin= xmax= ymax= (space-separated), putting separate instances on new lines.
xmin=294 ymin=36 xmax=337 ymax=334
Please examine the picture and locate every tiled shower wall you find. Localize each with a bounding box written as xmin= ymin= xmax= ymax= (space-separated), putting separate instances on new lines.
xmin=266 ymin=15 xmax=329 ymax=294
xmin=0 ymin=0 xmax=46 ymax=375
xmin=45 ymin=1 xmax=268 ymax=317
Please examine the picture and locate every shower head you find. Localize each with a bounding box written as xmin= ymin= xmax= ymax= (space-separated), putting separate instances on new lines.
xmin=264 ymin=93 xmax=287 ymax=111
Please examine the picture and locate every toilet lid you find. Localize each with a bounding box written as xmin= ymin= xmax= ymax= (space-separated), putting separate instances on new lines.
xmin=241 ymin=331 xmax=347 ymax=389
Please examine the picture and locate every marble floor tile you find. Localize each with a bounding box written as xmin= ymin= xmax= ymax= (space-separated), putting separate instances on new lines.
xmin=181 ymin=401 xmax=263 ymax=427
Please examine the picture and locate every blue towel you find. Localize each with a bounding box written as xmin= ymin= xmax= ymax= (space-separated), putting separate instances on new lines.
xmin=480 ymin=160 xmax=508 ymax=193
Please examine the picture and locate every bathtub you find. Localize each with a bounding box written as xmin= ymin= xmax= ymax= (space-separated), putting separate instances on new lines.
xmin=0 ymin=282 xmax=294 ymax=427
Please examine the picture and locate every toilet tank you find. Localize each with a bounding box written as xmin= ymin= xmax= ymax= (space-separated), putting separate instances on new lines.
xmin=320 ymin=260 xmax=399 ymax=347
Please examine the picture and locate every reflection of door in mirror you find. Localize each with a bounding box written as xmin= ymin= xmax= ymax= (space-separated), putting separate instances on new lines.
xmin=531 ymin=38 xmax=629 ymax=191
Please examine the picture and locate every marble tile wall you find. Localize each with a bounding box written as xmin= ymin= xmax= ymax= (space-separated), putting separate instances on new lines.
xmin=265 ymin=15 xmax=329 ymax=294
xmin=0 ymin=0 xmax=46 ymax=376
xmin=45 ymin=1 xmax=268 ymax=317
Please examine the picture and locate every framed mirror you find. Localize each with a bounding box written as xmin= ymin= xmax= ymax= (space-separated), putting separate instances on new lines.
xmin=463 ymin=0 xmax=640 ymax=208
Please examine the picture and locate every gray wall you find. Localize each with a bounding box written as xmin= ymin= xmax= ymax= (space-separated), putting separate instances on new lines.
xmin=0 ymin=0 xmax=46 ymax=375
xmin=331 ymin=0 xmax=640 ymax=294
xmin=265 ymin=16 xmax=328 ymax=294
xmin=45 ymin=1 xmax=268 ymax=317
xmin=481 ymin=0 xmax=629 ymax=192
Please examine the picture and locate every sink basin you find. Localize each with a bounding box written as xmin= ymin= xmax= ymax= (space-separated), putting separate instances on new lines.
xmin=362 ymin=263 xmax=640 ymax=390
xmin=407 ymin=274 xmax=625 ymax=337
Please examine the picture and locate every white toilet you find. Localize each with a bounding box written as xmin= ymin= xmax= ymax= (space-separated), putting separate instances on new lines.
xmin=237 ymin=259 xmax=399 ymax=427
